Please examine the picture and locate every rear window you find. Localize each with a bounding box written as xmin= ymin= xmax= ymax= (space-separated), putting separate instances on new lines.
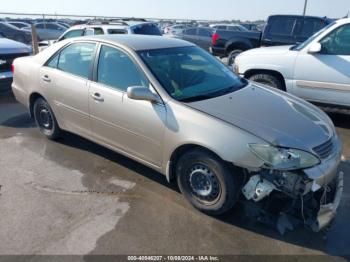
xmin=268 ymin=17 xmax=296 ymax=36
xmin=132 ymin=23 xmax=162 ymax=36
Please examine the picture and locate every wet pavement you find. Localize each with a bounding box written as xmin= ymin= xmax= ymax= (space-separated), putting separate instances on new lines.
xmin=0 ymin=94 xmax=349 ymax=258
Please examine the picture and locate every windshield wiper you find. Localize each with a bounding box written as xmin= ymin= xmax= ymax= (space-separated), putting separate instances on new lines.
xmin=178 ymin=94 xmax=215 ymax=103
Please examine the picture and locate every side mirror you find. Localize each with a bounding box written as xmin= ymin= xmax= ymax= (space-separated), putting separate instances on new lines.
xmin=127 ymin=86 xmax=161 ymax=103
xmin=308 ymin=42 xmax=322 ymax=54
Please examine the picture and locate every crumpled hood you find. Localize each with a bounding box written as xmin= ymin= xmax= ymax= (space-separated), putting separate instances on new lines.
xmin=239 ymin=45 xmax=293 ymax=57
xmin=0 ymin=38 xmax=31 ymax=54
xmin=187 ymin=84 xmax=333 ymax=152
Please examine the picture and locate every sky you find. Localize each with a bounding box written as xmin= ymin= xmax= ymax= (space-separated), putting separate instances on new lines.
xmin=1 ymin=0 xmax=350 ymax=21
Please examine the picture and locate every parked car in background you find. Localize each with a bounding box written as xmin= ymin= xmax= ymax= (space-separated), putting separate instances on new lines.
xmin=0 ymin=36 xmax=31 ymax=93
xmin=8 ymin=21 xmax=32 ymax=31
xmin=240 ymin=23 xmax=260 ymax=31
xmin=211 ymin=15 xmax=333 ymax=65
xmin=210 ymin=23 xmax=248 ymax=31
xmin=12 ymin=35 xmax=343 ymax=232
xmin=164 ymin=24 xmax=189 ymax=36
xmin=34 ymin=22 xmax=67 ymax=40
xmin=39 ymin=21 xmax=162 ymax=50
xmin=177 ymin=27 xmax=214 ymax=51
xmin=0 ymin=22 xmax=32 ymax=43
xmin=56 ymin=22 xmax=70 ymax=29
xmin=234 ymin=18 xmax=350 ymax=108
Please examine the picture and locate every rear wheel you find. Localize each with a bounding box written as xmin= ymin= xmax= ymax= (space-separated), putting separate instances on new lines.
xmin=176 ymin=149 xmax=240 ymax=215
xmin=249 ymin=73 xmax=285 ymax=91
xmin=227 ymin=49 xmax=243 ymax=66
xmin=33 ymin=98 xmax=61 ymax=140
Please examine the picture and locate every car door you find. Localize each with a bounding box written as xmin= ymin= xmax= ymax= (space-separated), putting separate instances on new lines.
xmin=293 ymin=23 xmax=350 ymax=106
xmin=182 ymin=28 xmax=198 ymax=44
xmin=197 ymin=28 xmax=213 ymax=51
xmin=41 ymin=42 xmax=96 ymax=137
xmin=89 ymin=44 xmax=166 ymax=166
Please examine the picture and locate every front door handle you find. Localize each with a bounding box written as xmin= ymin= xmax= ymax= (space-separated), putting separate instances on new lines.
xmin=42 ymin=75 xmax=51 ymax=83
xmin=91 ymin=93 xmax=104 ymax=102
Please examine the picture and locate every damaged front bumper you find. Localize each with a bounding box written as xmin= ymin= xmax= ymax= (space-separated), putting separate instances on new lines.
xmin=241 ymin=139 xmax=344 ymax=233
xmin=311 ymin=171 xmax=343 ymax=232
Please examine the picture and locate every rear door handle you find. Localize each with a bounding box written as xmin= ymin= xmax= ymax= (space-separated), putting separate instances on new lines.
xmin=42 ymin=75 xmax=51 ymax=83
xmin=91 ymin=93 xmax=104 ymax=102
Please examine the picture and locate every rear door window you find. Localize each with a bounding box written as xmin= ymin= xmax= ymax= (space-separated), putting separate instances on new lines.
xmin=56 ymin=42 xmax=96 ymax=79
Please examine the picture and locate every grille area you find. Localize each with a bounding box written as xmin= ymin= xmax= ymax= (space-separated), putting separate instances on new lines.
xmin=313 ymin=139 xmax=334 ymax=160
xmin=0 ymin=53 xmax=29 ymax=72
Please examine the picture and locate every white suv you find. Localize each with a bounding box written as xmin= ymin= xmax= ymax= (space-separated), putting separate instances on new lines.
xmin=234 ymin=18 xmax=350 ymax=108
xmin=57 ymin=20 xmax=162 ymax=42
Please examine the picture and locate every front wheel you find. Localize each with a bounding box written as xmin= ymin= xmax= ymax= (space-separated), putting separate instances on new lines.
xmin=33 ymin=98 xmax=61 ymax=140
xmin=176 ymin=149 xmax=240 ymax=215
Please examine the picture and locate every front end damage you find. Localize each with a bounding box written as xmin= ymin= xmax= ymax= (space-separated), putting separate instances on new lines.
xmin=240 ymin=147 xmax=344 ymax=234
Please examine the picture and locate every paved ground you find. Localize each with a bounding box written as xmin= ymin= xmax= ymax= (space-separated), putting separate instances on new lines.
xmin=0 ymin=94 xmax=349 ymax=259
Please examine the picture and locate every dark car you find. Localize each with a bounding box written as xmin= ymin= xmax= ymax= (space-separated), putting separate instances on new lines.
xmin=0 ymin=36 xmax=31 ymax=93
xmin=211 ymin=15 xmax=333 ymax=65
xmin=178 ymin=27 xmax=214 ymax=51
xmin=0 ymin=22 xmax=32 ymax=44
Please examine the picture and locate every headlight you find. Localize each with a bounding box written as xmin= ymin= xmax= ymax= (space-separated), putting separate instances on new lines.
xmin=249 ymin=144 xmax=320 ymax=170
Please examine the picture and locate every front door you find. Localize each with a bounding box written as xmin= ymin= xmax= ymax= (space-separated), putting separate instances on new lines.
xmin=293 ymin=23 xmax=350 ymax=107
xmin=89 ymin=44 xmax=166 ymax=166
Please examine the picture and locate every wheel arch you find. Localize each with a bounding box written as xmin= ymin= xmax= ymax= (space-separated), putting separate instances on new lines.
xmin=166 ymin=143 xmax=231 ymax=183
xmin=29 ymin=92 xmax=46 ymax=118
xmin=244 ymin=69 xmax=286 ymax=90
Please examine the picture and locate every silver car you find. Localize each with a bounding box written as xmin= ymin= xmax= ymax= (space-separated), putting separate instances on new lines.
xmin=12 ymin=35 xmax=343 ymax=233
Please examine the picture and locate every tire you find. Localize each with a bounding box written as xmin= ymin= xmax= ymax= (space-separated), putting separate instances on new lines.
xmin=33 ymin=98 xmax=61 ymax=140
xmin=176 ymin=149 xmax=240 ymax=215
xmin=227 ymin=49 xmax=243 ymax=66
xmin=249 ymin=73 xmax=285 ymax=91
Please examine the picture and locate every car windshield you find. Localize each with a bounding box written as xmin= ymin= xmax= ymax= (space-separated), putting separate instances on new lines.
xmin=138 ymin=46 xmax=247 ymax=102
xmin=291 ymin=21 xmax=336 ymax=51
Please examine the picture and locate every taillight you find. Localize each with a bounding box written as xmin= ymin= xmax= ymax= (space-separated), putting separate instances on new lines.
xmin=11 ymin=64 xmax=14 ymax=74
xmin=212 ymin=32 xmax=219 ymax=45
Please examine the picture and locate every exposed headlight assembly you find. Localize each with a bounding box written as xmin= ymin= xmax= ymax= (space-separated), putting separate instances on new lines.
xmin=249 ymin=144 xmax=320 ymax=170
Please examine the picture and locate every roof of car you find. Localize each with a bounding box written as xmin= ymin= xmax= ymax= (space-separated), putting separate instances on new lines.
xmin=78 ymin=34 xmax=194 ymax=51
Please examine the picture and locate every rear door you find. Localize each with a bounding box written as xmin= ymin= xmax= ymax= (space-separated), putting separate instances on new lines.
xmin=293 ymin=23 xmax=350 ymax=106
xmin=182 ymin=28 xmax=198 ymax=44
xmin=89 ymin=44 xmax=166 ymax=166
xmin=41 ymin=42 xmax=96 ymax=136
xmin=197 ymin=28 xmax=213 ymax=51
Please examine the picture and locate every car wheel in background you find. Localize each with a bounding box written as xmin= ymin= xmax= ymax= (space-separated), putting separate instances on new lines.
xmin=249 ymin=73 xmax=285 ymax=91
xmin=33 ymin=98 xmax=61 ymax=140
xmin=176 ymin=149 xmax=240 ymax=215
xmin=227 ymin=49 xmax=243 ymax=66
